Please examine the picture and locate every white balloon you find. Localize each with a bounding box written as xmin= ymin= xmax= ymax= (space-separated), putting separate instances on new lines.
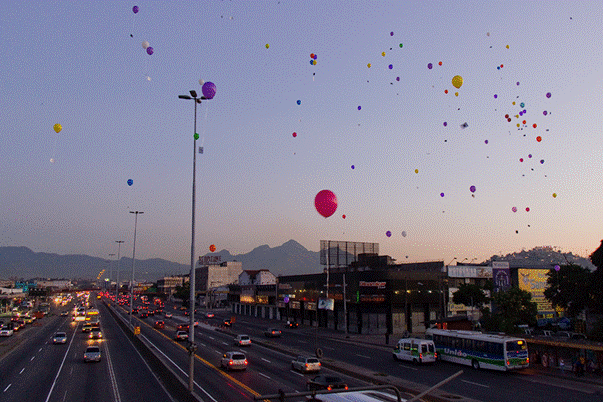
xmin=198 ymin=79 xmax=205 ymax=86
xmin=142 ymin=40 xmax=150 ymax=49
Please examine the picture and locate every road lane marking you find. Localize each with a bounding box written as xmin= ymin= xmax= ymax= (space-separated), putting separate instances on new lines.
xmin=261 ymin=358 xmax=271 ymax=363
xmin=19 ymin=368 xmax=25 ymax=374
xmin=355 ymin=354 xmax=371 ymax=359
xmin=103 ymin=341 xmax=122 ymax=402
xmin=199 ymin=343 xmax=206 ymax=347
xmin=44 ymin=328 xmax=78 ymax=402
xmin=290 ymin=370 xmax=305 ymax=377
xmin=461 ymin=380 xmax=489 ymax=388
xmin=4 ymin=384 xmax=11 ymax=392
xmin=215 ymin=349 xmax=222 ymax=354
xmin=208 ymin=336 xmax=215 ymax=340
xmin=39 ymin=348 xmax=43 ymax=352
xmin=259 ymin=373 xmax=271 ymax=380
xmin=30 ymin=355 xmax=36 ymax=361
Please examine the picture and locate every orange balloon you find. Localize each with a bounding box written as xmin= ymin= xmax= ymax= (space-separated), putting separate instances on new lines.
xmin=536 ymin=136 xmax=542 ymax=142
xmin=444 ymin=89 xmax=448 ymax=94
xmin=209 ymin=244 xmax=216 ymax=252
xmin=523 ymin=120 xmax=526 ymax=124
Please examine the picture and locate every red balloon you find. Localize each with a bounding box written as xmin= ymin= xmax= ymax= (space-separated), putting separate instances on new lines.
xmin=342 ymin=214 xmax=346 ymax=219
xmin=314 ymin=190 xmax=338 ymax=218
xmin=209 ymin=244 xmax=216 ymax=252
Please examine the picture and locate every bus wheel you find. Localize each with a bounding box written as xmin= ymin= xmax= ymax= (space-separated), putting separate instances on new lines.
xmin=472 ymin=359 xmax=480 ymax=370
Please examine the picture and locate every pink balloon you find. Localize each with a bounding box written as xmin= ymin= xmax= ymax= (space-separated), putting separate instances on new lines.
xmin=314 ymin=190 xmax=338 ymax=218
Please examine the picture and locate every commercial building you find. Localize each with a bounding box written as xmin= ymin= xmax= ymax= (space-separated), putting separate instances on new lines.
xmin=156 ymin=275 xmax=189 ymax=295
xmin=194 ymin=258 xmax=242 ymax=296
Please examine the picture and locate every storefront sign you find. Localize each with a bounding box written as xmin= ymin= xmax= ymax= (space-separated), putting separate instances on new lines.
xmin=359 ymin=281 xmax=386 ymax=289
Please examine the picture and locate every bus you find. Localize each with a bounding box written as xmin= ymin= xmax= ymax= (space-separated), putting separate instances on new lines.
xmin=425 ymin=328 xmax=529 ymax=371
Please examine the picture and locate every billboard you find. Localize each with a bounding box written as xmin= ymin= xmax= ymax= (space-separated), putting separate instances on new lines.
xmin=518 ymin=268 xmax=555 ymax=314
xmin=318 ymin=297 xmax=334 ymax=310
xmin=492 ymin=261 xmax=511 ymax=292
xmin=320 ymin=240 xmax=379 ymax=266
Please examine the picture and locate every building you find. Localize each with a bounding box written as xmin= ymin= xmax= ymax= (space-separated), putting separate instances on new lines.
xmin=194 ymin=259 xmax=242 ymax=295
xmin=156 ymin=275 xmax=189 ymax=295
xmin=239 ymin=269 xmax=276 ymax=286
xmin=446 ymin=263 xmax=493 ymax=320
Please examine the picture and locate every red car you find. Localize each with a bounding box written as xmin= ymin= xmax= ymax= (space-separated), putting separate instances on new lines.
xmin=154 ymin=321 xmax=165 ymax=329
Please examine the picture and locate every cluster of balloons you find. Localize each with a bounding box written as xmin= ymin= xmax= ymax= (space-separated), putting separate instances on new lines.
xmin=142 ymin=40 xmax=153 ymax=55
xmin=309 ymin=53 xmax=317 ymax=65
xmin=314 ymin=190 xmax=337 ymax=218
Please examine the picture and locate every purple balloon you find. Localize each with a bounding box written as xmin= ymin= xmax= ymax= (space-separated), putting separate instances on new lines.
xmin=202 ymin=81 xmax=216 ymax=99
xmin=386 ymin=230 xmax=392 ymax=237
xmin=516 ymin=81 xmax=520 ymax=86
xmin=443 ymin=122 xmax=447 ymax=127
xmin=543 ymin=110 xmax=548 ymax=116
xmin=493 ymin=94 xmax=498 ymax=99
xmin=440 ymin=192 xmax=445 ymax=197
xmin=358 ymin=106 xmax=361 ymax=110
xmin=427 ymin=63 xmax=433 ymax=69
xmin=540 ymin=159 xmax=545 ymax=164
xmin=469 ymin=185 xmax=476 ymax=193
xmin=512 ymin=206 xmax=517 ymax=212
xmin=388 ymin=64 xmax=393 ymax=69
xmin=133 ymin=5 xmax=139 ymax=14
xmin=390 ymin=31 xmax=394 ymax=36
xmin=546 ymin=92 xmax=552 ymax=98
xmin=554 ymin=264 xmax=560 ymax=271
xmin=485 ymin=139 xmax=488 ymax=144
xmin=396 ymin=77 xmax=400 ymax=81
xmin=146 ymin=47 xmax=153 ymax=55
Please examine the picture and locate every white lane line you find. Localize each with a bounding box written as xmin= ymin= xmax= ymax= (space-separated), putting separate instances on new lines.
xmin=30 ymin=356 xmax=36 ymax=361
xmin=39 ymin=348 xmax=43 ymax=352
xmin=44 ymin=328 xmax=78 ymax=402
xmin=215 ymin=349 xmax=222 ymax=354
xmin=208 ymin=336 xmax=215 ymax=340
xmin=261 ymin=358 xmax=271 ymax=363
xmin=19 ymin=368 xmax=25 ymax=374
xmin=199 ymin=343 xmax=206 ymax=347
xmin=141 ymin=334 xmax=217 ymax=402
xmin=103 ymin=341 xmax=122 ymax=402
xmin=222 ymin=342 xmax=229 ymax=345
xmin=259 ymin=373 xmax=271 ymax=379
xmin=4 ymin=384 xmax=11 ymax=392
xmin=290 ymin=370 xmax=305 ymax=377
xmin=461 ymin=379 xmax=490 ymax=388
xmin=355 ymin=354 xmax=371 ymax=359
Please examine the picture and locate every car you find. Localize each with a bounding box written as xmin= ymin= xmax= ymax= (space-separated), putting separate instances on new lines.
xmin=285 ymin=321 xmax=299 ymax=329
xmin=53 ymin=332 xmax=67 ymax=344
xmin=205 ymin=312 xmax=215 ymax=318
xmin=306 ymin=375 xmax=348 ymax=391
xmin=177 ymin=323 xmax=190 ymax=331
xmin=175 ymin=331 xmax=188 ymax=341
xmin=220 ymin=351 xmax=248 ymax=371
xmin=84 ymin=346 xmax=101 ymax=362
xmin=154 ymin=320 xmax=165 ymax=329
xmin=164 ymin=312 xmax=173 ymax=319
xmin=291 ymin=356 xmax=321 ymax=373
xmin=264 ymin=328 xmax=282 ymax=338
xmin=60 ymin=311 xmax=69 ymax=316
xmin=139 ymin=311 xmax=148 ymax=318
xmin=571 ymin=332 xmax=588 ymax=340
xmin=0 ymin=328 xmax=14 ymax=337
xmin=222 ymin=319 xmax=231 ymax=327
xmin=234 ymin=334 xmax=252 ymax=346
xmin=82 ymin=323 xmax=93 ymax=332
xmin=89 ymin=328 xmax=102 ymax=339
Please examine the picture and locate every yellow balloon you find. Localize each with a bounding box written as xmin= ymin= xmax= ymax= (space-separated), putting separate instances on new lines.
xmin=553 ymin=193 xmax=557 ymax=198
xmin=367 ymin=63 xmax=371 ymax=68
xmin=454 ymin=92 xmax=459 ymax=97
xmin=53 ymin=123 xmax=62 ymax=133
xmin=265 ymin=43 xmax=269 ymax=49
xmin=451 ymin=75 xmax=463 ymax=89
xmin=381 ymin=52 xmax=385 ymax=57
xmin=414 ymin=169 xmax=418 ymax=174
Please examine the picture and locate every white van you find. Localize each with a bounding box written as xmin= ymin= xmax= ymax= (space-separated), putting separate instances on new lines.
xmin=392 ymin=338 xmax=437 ymax=364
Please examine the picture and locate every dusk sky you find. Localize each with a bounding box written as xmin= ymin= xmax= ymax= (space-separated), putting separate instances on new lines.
xmin=1 ymin=1 xmax=601 ymax=270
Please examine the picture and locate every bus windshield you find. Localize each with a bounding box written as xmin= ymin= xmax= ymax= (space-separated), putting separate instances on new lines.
xmin=506 ymin=340 xmax=527 ymax=352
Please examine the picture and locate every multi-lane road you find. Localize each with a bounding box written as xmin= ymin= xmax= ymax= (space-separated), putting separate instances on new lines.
xmin=2 ymin=297 xmax=601 ymax=402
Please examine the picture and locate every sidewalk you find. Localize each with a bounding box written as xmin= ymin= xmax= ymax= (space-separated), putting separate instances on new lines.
xmin=299 ymin=326 xmax=603 ymax=387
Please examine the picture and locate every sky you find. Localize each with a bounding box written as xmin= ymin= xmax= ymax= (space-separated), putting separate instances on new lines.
xmin=1 ymin=1 xmax=602 ymax=270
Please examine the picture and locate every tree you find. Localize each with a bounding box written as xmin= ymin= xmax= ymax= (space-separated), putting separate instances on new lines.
xmin=452 ymin=283 xmax=489 ymax=308
xmin=589 ymin=240 xmax=603 ymax=314
xmin=492 ymin=287 xmax=538 ymax=333
xmin=544 ymin=264 xmax=591 ymax=318
xmin=173 ymin=282 xmax=190 ymax=303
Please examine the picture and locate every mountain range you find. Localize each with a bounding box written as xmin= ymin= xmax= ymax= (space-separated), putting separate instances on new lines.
xmin=0 ymin=242 xmax=595 ymax=282
xmin=0 ymin=240 xmax=322 ymax=282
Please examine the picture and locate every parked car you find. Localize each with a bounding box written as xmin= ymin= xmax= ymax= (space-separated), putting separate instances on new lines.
xmin=175 ymin=331 xmax=188 ymax=341
xmin=234 ymin=334 xmax=252 ymax=346
xmin=220 ymin=351 xmax=248 ymax=371
xmin=264 ymin=328 xmax=282 ymax=338
xmin=154 ymin=320 xmax=165 ymax=329
xmin=306 ymin=375 xmax=348 ymax=391
xmin=291 ymin=356 xmax=321 ymax=373
xmin=84 ymin=346 xmax=101 ymax=362
xmin=52 ymin=332 xmax=67 ymax=344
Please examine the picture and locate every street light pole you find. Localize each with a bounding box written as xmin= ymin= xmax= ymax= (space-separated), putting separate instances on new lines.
xmin=179 ymin=89 xmax=208 ymax=393
xmin=129 ymin=211 xmax=144 ymax=327
xmin=108 ymin=254 xmax=116 ymax=290
xmin=115 ymin=240 xmax=124 ymax=297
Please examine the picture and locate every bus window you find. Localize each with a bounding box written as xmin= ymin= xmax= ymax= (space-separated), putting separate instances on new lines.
xmin=421 ymin=344 xmax=427 ymax=353
xmin=403 ymin=343 xmax=410 ymax=351
xmin=506 ymin=340 xmax=527 ymax=352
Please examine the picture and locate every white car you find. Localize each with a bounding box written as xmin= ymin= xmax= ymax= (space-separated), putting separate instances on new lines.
xmin=291 ymin=356 xmax=321 ymax=372
xmin=84 ymin=346 xmax=101 ymax=362
xmin=0 ymin=327 xmax=14 ymax=337
xmin=220 ymin=351 xmax=248 ymax=371
xmin=53 ymin=332 xmax=67 ymax=344
xmin=175 ymin=330 xmax=188 ymax=341
xmin=234 ymin=334 xmax=251 ymax=346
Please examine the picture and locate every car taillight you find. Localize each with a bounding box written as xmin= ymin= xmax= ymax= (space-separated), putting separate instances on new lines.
xmin=420 ymin=353 xmax=423 ymax=360
xmin=435 ymin=352 xmax=437 ymax=359
xmin=305 ymin=363 xmax=309 ymax=367
xmin=526 ymin=357 xmax=530 ymax=364
xmin=318 ymin=362 xmax=321 ymax=366
xmin=327 ymin=386 xmax=332 ymax=391
xmin=244 ymin=360 xmax=248 ymax=365
xmin=229 ymin=360 xmax=233 ymax=365
xmin=506 ymin=360 xmax=510 ymax=366
xmin=344 ymin=386 xmax=348 ymax=390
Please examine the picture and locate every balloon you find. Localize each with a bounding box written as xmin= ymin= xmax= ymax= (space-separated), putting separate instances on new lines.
xmin=427 ymin=63 xmax=433 ymax=69
xmin=292 ymin=132 xmax=297 ymax=138
xmin=440 ymin=193 xmax=445 ymax=197
xmin=455 ymin=92 xmax=459 ymax=97
xmin=443 ymin=122 xmax=447 ymax=127
xmin=390 ymin=31 xmax=394 ymax=36
xmin=512 ymin=206 xmax=517 ymax=212
xmin=526 ymin=207 xmax=530 ymax=212
xmin=381 ymin=52 xmax=385 ymax=57
xmin=401 ymin=231 xmax=407 ymax=237
xmin=297 ymin=100 xmax=301 ymax=105
xmin=314 ymin=190 xmax=337 ymax=218
xmin=540 ymin=159 xmax=544 ymax=164
xmin=146 ymin=47 xmax=154 ymax=55
xmin=357 ymin=106 xmax=361 ymax=110
xmin=536 ymin=136 xmax=542 ymax=142
xmin=386 ymin=230 xmax=392 ymax=237
xmin=202 ymin=81 xmax=216 ymax=99
xmin=367 ymin=63 xmax=371 ymax=68
xmin=520 ymin=102 xmax=525 ymax=108
xmin=494 ymin=94 xmax=498 ymax=98
xmin=396 ymin=77 xmax=400 ymax=81
xmin=142 ymin=40 xmax=149 ymax=49
xmin=546 ymin=92 xmax=552 ymax=98
xmin=438 ymin=61 xmax=442 ymax=66
xmin=414 ymin=169 xmax=418 ymax=174
xmin=533 ymin=124 xmax=538 ymax=129
xmin=310 ymin=53 xmax=315 ymax=58
xmin=351 ymin=165 xmax=355 ymax=169
xmin=506 ymin=45 xmax=510 ymax=49
xmin=485 ymin=140 xmax=489 ymax=144
xmin=312 ymin=54 xmax=317 ymax=60
xmin=516 ymin=81 xmax=520 ymax=85
xmin=553 ymin=193 xmax=557 ymax=198
xmin=53 ymin=123 xmax=62 ymax=133
xmin=554 ymin=265 xmax=560 ymax=271
xmin=399 ymin=43 xmax=403 ymax=48
xmin=469 ymin=185 xmax=476 ymax=193
xmin=444 ymin=89 xmax=448 ymax=94
xmin=451 ymin=75 xmax=463 ymax=89
xmin=199 ymin=79 xmax=205 ymax=86
xmin=133 ymin=5 xmax=139 ymax=14
xmin=127 ymin=179 xmax=133 ymax=186
xmin=50 ymin=158 xmax=55 ymax=163
xmin=543 ymin=111 xmax=548 ymax=116
xmin=265 ymin=44 xmax=269 ymax=49
xmin=388 ymin=64 xmax=393 ymax=69
xmin=519 ymin=158 xmax=524 ymax=162
xmin=342 ymin=214 xmax=346 ymax=219
xmin=209 ymin=244 xmax=216 ymax=252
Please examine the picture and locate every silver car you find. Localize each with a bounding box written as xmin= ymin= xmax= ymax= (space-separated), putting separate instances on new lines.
xmin=221 ymin=351 xmax=248 ymax=371
xmin=84 ymin=346 xmax=101 ymax=362
xmin=53 ymin=332 xmax=67 ymax=344
xmin=233 ymin=334 xmax=251 ymax=346
xmin=291 ymin=356 xmax=321 ymax=372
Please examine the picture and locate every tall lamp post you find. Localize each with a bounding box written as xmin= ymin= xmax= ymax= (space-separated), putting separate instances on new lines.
xmin=178 ymin=89 xmax=210 ymax=393
xmin=108 ymin=254 xmax=116 ymax=291
xmin=129 ymin=211 xmax=144 ymax=327
xmin=115 ymin=240 xmax=125 ymax=297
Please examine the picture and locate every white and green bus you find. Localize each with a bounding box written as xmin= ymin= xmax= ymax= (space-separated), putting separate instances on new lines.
xmin=425 ymin=328 xmax=529 ymax=371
